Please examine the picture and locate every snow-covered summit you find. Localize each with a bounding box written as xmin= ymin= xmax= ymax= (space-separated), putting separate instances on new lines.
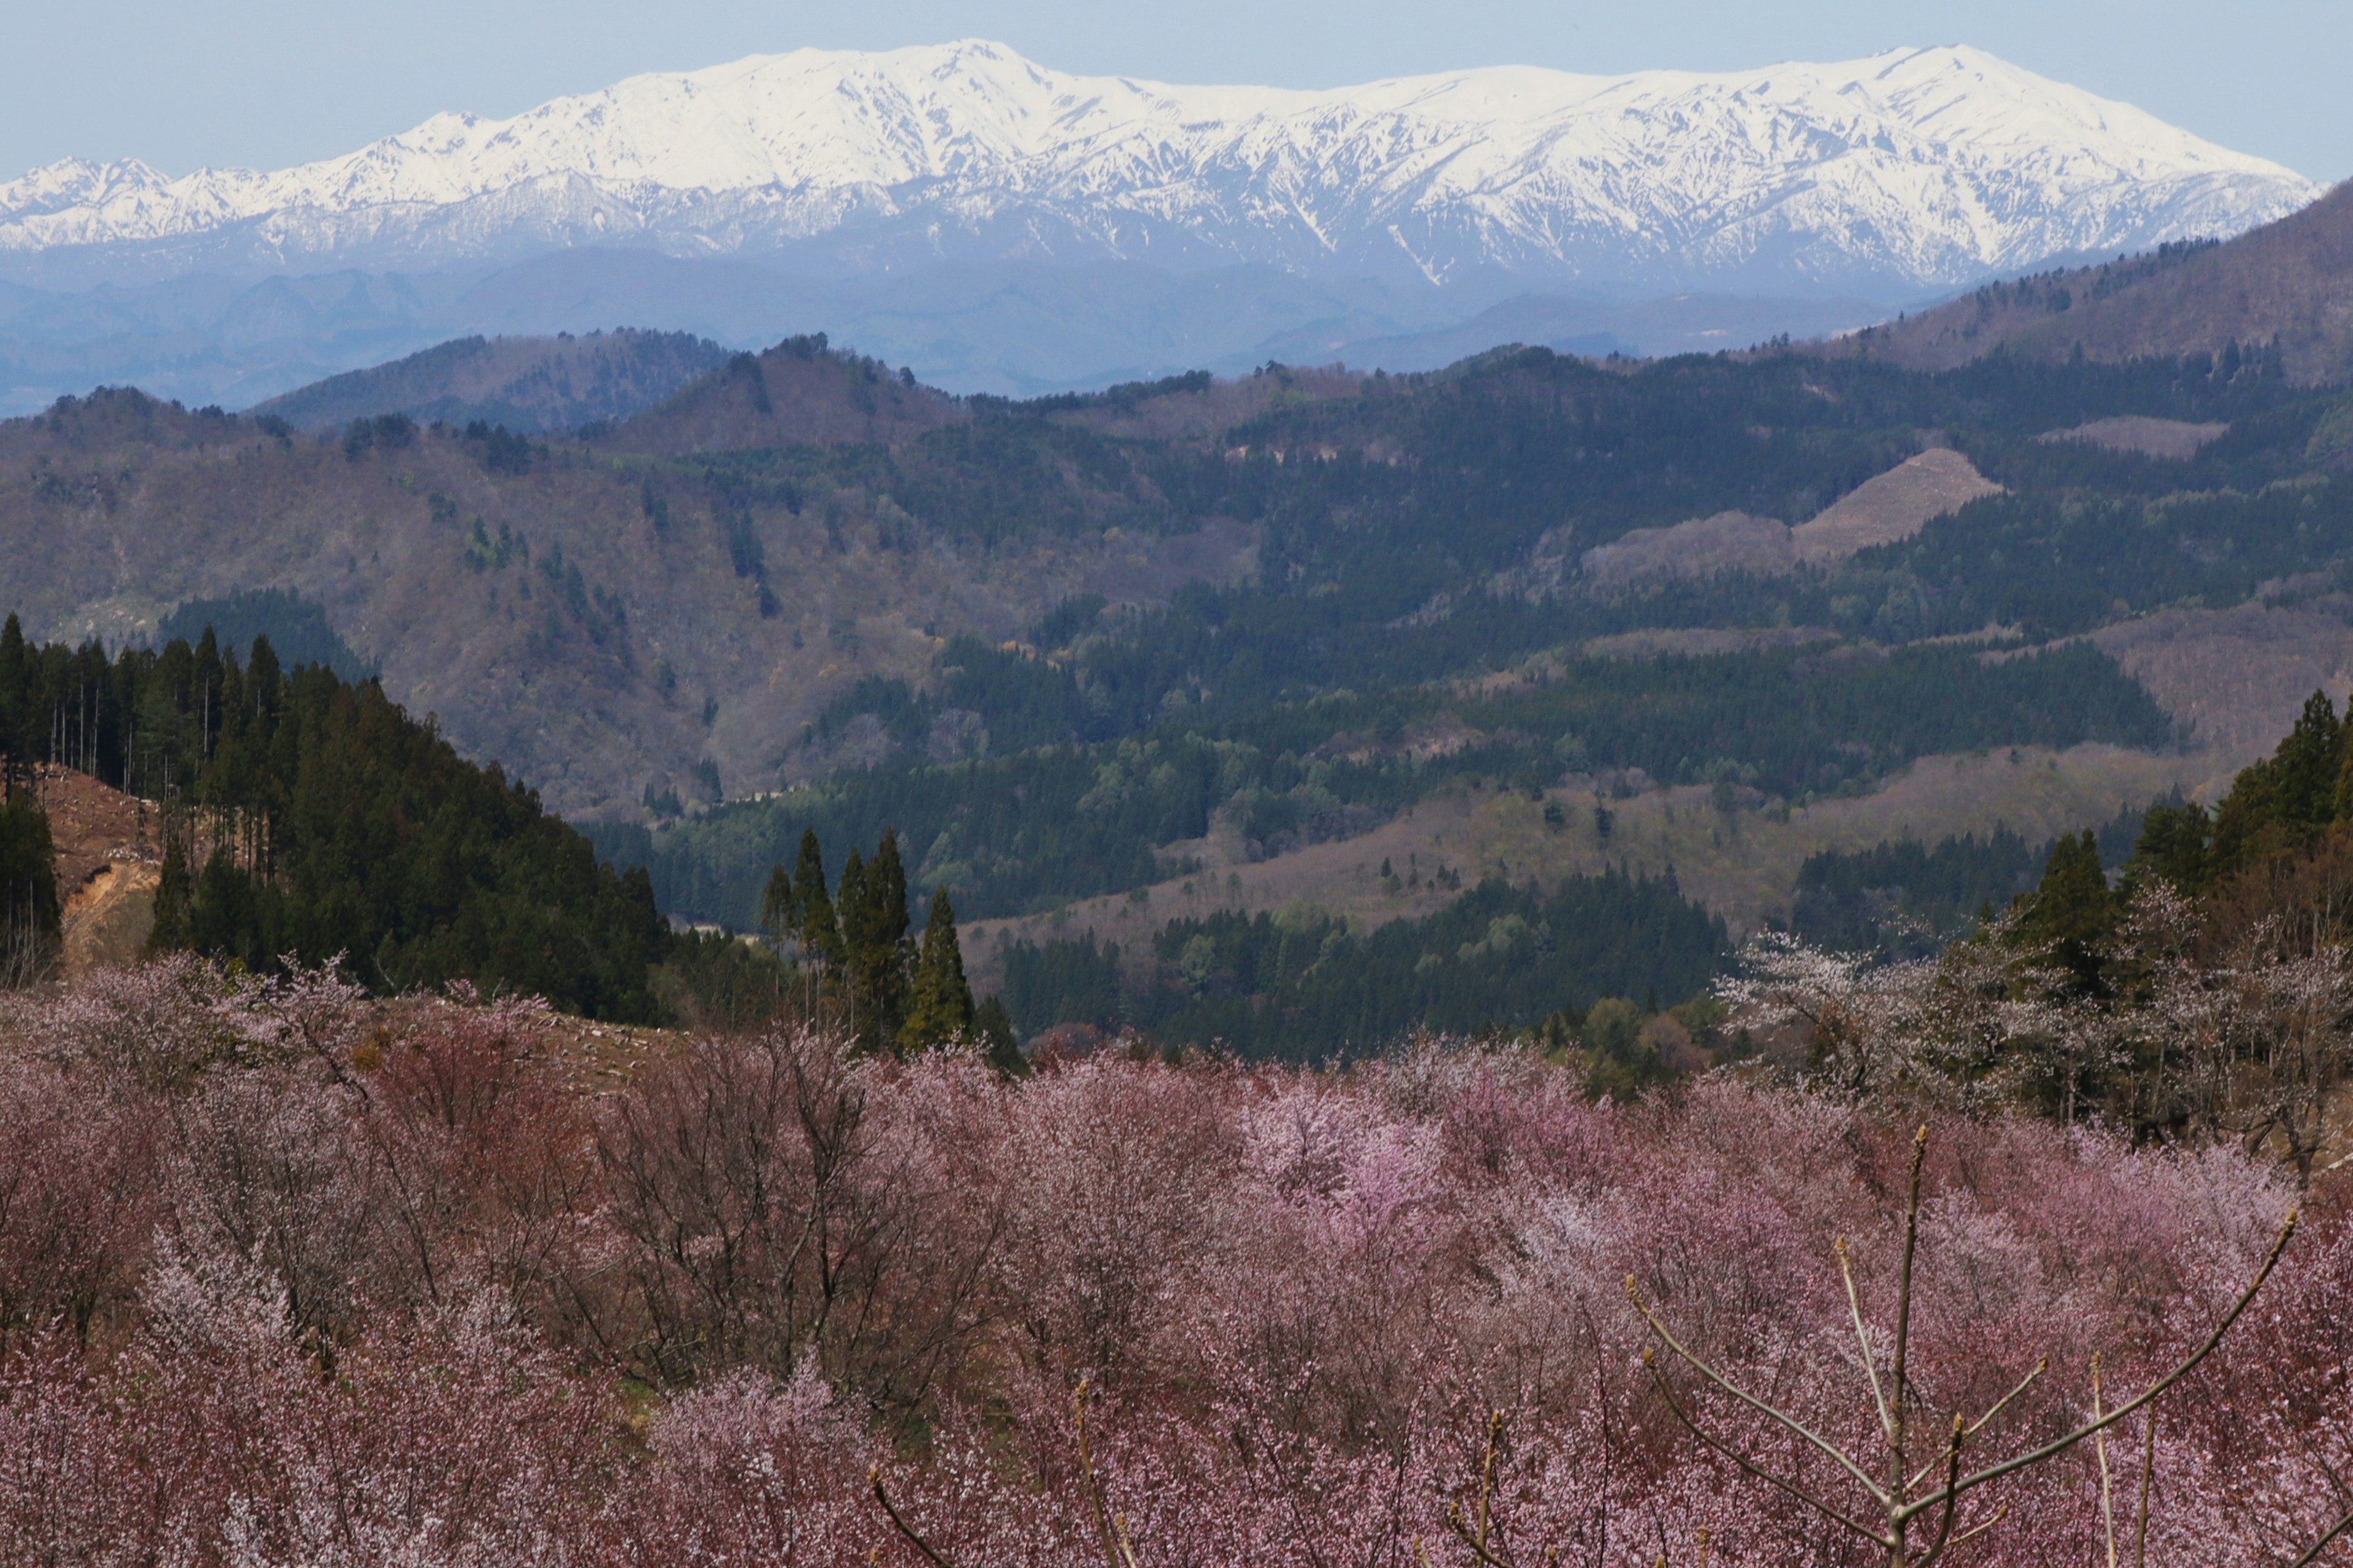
xmin=0 ymin=40 xmax=2321 ymax=292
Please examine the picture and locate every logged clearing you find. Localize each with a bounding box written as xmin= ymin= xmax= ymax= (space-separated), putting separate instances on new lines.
xmin=1575 ymin=448 xmax=2001 ymax=591
xmin=36 ymin=767 xmax=162 ymax=980
xmin=2091 ymin=597 xmax=2353 ymax=763
xmin=1579 ymin=510 xmax=1795 ymax=588
xmin=2039 ymin=415 xmax=2230 ymax=460
xmin=61 ymin=860 xmax=158 ymax=979
xmin=964 ymin=741 xmax=2215 ymax=987
xmin=1789 ymin=447 xmax=2003 ymax=561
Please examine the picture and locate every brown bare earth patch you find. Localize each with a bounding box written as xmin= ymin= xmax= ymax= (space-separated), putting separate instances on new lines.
xmin=2039 ymin=416 xmax=2230 ymax=460
xmin=1573 ymin=449 xmax=2001 ymax=592
xmin=1788 ymin=448 xmax=2003 ymax=561
xmin=2090 ymin=598 xmax=2353 ymax=764
xmin=32 ymin=767 xmax=162 ymax=980
xmin=37 ymin=767 xmax=155 ymax=896
xmin=1580 ymin=626 xmax=1841 ymax=661
xmin=964 ymin=742 xmax=2216 ymax=991
xmin=1578 ymin=511 xmax=1793 ymax=588
xmin=61 ymin=860 xmax=159 ymax=979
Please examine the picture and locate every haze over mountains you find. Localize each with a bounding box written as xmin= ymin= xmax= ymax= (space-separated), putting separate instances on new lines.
xmin=0 ymin=40 xmax=2321 ymax=411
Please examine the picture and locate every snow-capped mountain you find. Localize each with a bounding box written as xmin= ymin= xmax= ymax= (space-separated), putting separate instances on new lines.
xmin=0 ymin=41 xmax=2321 ymax=294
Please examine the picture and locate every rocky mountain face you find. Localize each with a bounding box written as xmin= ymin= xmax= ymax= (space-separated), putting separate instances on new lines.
xmin=2 ymin=42 xmax=2314 ymax=297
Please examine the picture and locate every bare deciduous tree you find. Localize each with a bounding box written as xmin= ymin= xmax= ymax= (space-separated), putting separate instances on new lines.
xmin=1626 ymin=1127 xmax=2297 ymax=1568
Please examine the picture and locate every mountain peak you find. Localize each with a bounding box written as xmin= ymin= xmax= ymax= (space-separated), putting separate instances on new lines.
xmin=0 ymin=41 xmax=2318 ymax=297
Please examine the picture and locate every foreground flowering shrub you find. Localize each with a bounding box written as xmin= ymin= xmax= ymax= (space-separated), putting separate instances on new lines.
xmin=0 ymin=960 xmax=2349 ymax=1564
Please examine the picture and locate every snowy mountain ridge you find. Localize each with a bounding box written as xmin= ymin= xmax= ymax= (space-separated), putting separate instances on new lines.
xmin=0 ymin=40 xmax=2322 ymax=294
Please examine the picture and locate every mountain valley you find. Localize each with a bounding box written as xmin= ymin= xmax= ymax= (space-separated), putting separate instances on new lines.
xmin=4 ymin=101 xmax=2353 ymax=1048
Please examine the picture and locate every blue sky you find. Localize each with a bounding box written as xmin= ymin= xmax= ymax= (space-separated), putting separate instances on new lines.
xmin=6 ymin=1 xmax=2344 ymax=182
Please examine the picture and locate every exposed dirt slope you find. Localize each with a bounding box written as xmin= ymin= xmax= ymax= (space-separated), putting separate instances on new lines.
xmin=2039 ymin=416 xmax=2229 ymax=459
xmin=1789 ymin=448 xmax=2003 ymax=560
xmin=1575 ymin=448 xmax=1999 ymax=588
xmin=32 ymin=767 xmax=159 ymax=980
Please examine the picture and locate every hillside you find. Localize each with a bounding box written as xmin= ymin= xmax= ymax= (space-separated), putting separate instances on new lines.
xmin=246 ymin=329 xmax=730 ymax=433
xmin=0 ymin=350 xmax=1254 ymax=817
xmin=1828 ymin=180 xmax=2353 ymax=383
xmin=591 ymin=334 xmax=961 ymax=455
xmin=13 ymin=331 xmax=2353 ymax=1047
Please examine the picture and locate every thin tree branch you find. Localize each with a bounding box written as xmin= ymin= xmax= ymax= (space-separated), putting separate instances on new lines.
xmin=2094 ymin=1357 xmax=2118 ymax=1568
xmin=870 ymin=1465 xmax=958 ymax=1568
xmin=2288 ymin=1504 xmax=2353 ymax=1568
xmin=1445 ymin=1504 xmax=1517 ymax=1568
xmin=1890 ymin=1125 xmax=1929 ymax=1525
xmin=1950 ymin=1506 xmax=2010 ymax=1547
xmin=1904 ymin=1207 xmax=2296 ymax=1520
xmin=1642 ymin=1349 xmax=1890 ymax=1547
xmin=1629 ymin=1282 xmax=1890 ymax=1507
xmin=2134 ymin=1405 xmax=2158 ymax=1568
xmin=1912 ymin=1415 xmax=1967 ymax=1568
xmin=1907 ymin=1358 xmax=2046 ymax=1492
xmin=1836 ymin=1234 xmax=1896 ymax=1443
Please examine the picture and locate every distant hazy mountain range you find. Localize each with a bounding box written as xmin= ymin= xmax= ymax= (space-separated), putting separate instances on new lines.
xmin=0 ymin=40 xmax=2321 ymax=411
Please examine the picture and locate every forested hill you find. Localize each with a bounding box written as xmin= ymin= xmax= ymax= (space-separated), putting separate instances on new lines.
xmin=0 ymin=616 xmax=667 ymax=1020
xmin=17 ymin=322 xmax=2353 ymax=1048
xmin=247 ymin=329 xmax=732 ymax=434
xmin=1824 ymin=178 xmax=2353 ymax=382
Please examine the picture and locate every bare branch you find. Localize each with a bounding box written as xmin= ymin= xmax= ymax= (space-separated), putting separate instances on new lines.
xmin=1444 ymin=1503 xmax=1517 ymax=1568
xmin=1641 ymin=1348 xmax=1890 ymax=1547
xmin=2287 ymin=1504 xmax=2353 ymax=1568
xmin=1912 ymin=1414 xmax=1967 ymax=1568
xmin=1908 ymin=1208 xmax=2297 ymax=1519
xmin=1836 ymin=1234 xmax=1895 ymax=1443
xmin=1889 ymin=1126 xmax=1929 ymax=1512
xmin=2093 ymin=1357 xmax=2118 ymax=1568
xmin=1908 ymin=1358 xmax=2046 ymax=1493
xmin=1950 ymin=1505 xmax=2010 ymax=1547
xmin=870 ymin=1464 xmax=958 ymax=1568
xmin=1629 ymin=1279 xmax=1891 ymax=1507
xmin=2134 ymin=1406 xmax=2158 ymax=1568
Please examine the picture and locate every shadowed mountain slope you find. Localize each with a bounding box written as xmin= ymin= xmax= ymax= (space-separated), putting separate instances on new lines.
xmin=591 ymin=334 xmax=963 ymax=456
xmin=1828 ymin=181 xmax=2353 ymax=384
xmin=248 ymin=329 xmax=730 ymax=433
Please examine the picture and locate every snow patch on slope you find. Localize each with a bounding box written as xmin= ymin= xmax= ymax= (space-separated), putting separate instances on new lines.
xmin=0 ymin=40 xmax=2320 ymax=292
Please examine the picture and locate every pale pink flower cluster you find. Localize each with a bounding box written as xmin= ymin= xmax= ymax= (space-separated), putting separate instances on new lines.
xmin=0 ymin=960 xmax=2346 ymax=1563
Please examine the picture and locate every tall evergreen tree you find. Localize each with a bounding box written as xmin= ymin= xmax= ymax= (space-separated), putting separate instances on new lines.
xmin=2014 ymin=830 xmax=2116 ymax=992
xmin=2127 ymin=801 xmax=2214 ymax=895
xmin=2211 ymin=690 xmax=2343 ymax=877
xmin=903 ymin=887 xmax=976 ymax=1049
xmin=148 ymin=829 xmax=191 ymax=955
xmin=789 ymin=827 xmax=844 ymax=971
xmin=759 ymin=862 xmax=794 ymax=947
xmin=0 ymin=784 xmax=59 ymax=982
xmin=972 ymin=993 xmax=1025 ymax=1076
xmin=837 ymin=832 xmax=913 ymax=1051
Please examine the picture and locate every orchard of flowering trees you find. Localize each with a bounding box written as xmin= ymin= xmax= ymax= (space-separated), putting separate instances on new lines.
xmin=3 ymin=953 xmax=2353 ymax=1566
